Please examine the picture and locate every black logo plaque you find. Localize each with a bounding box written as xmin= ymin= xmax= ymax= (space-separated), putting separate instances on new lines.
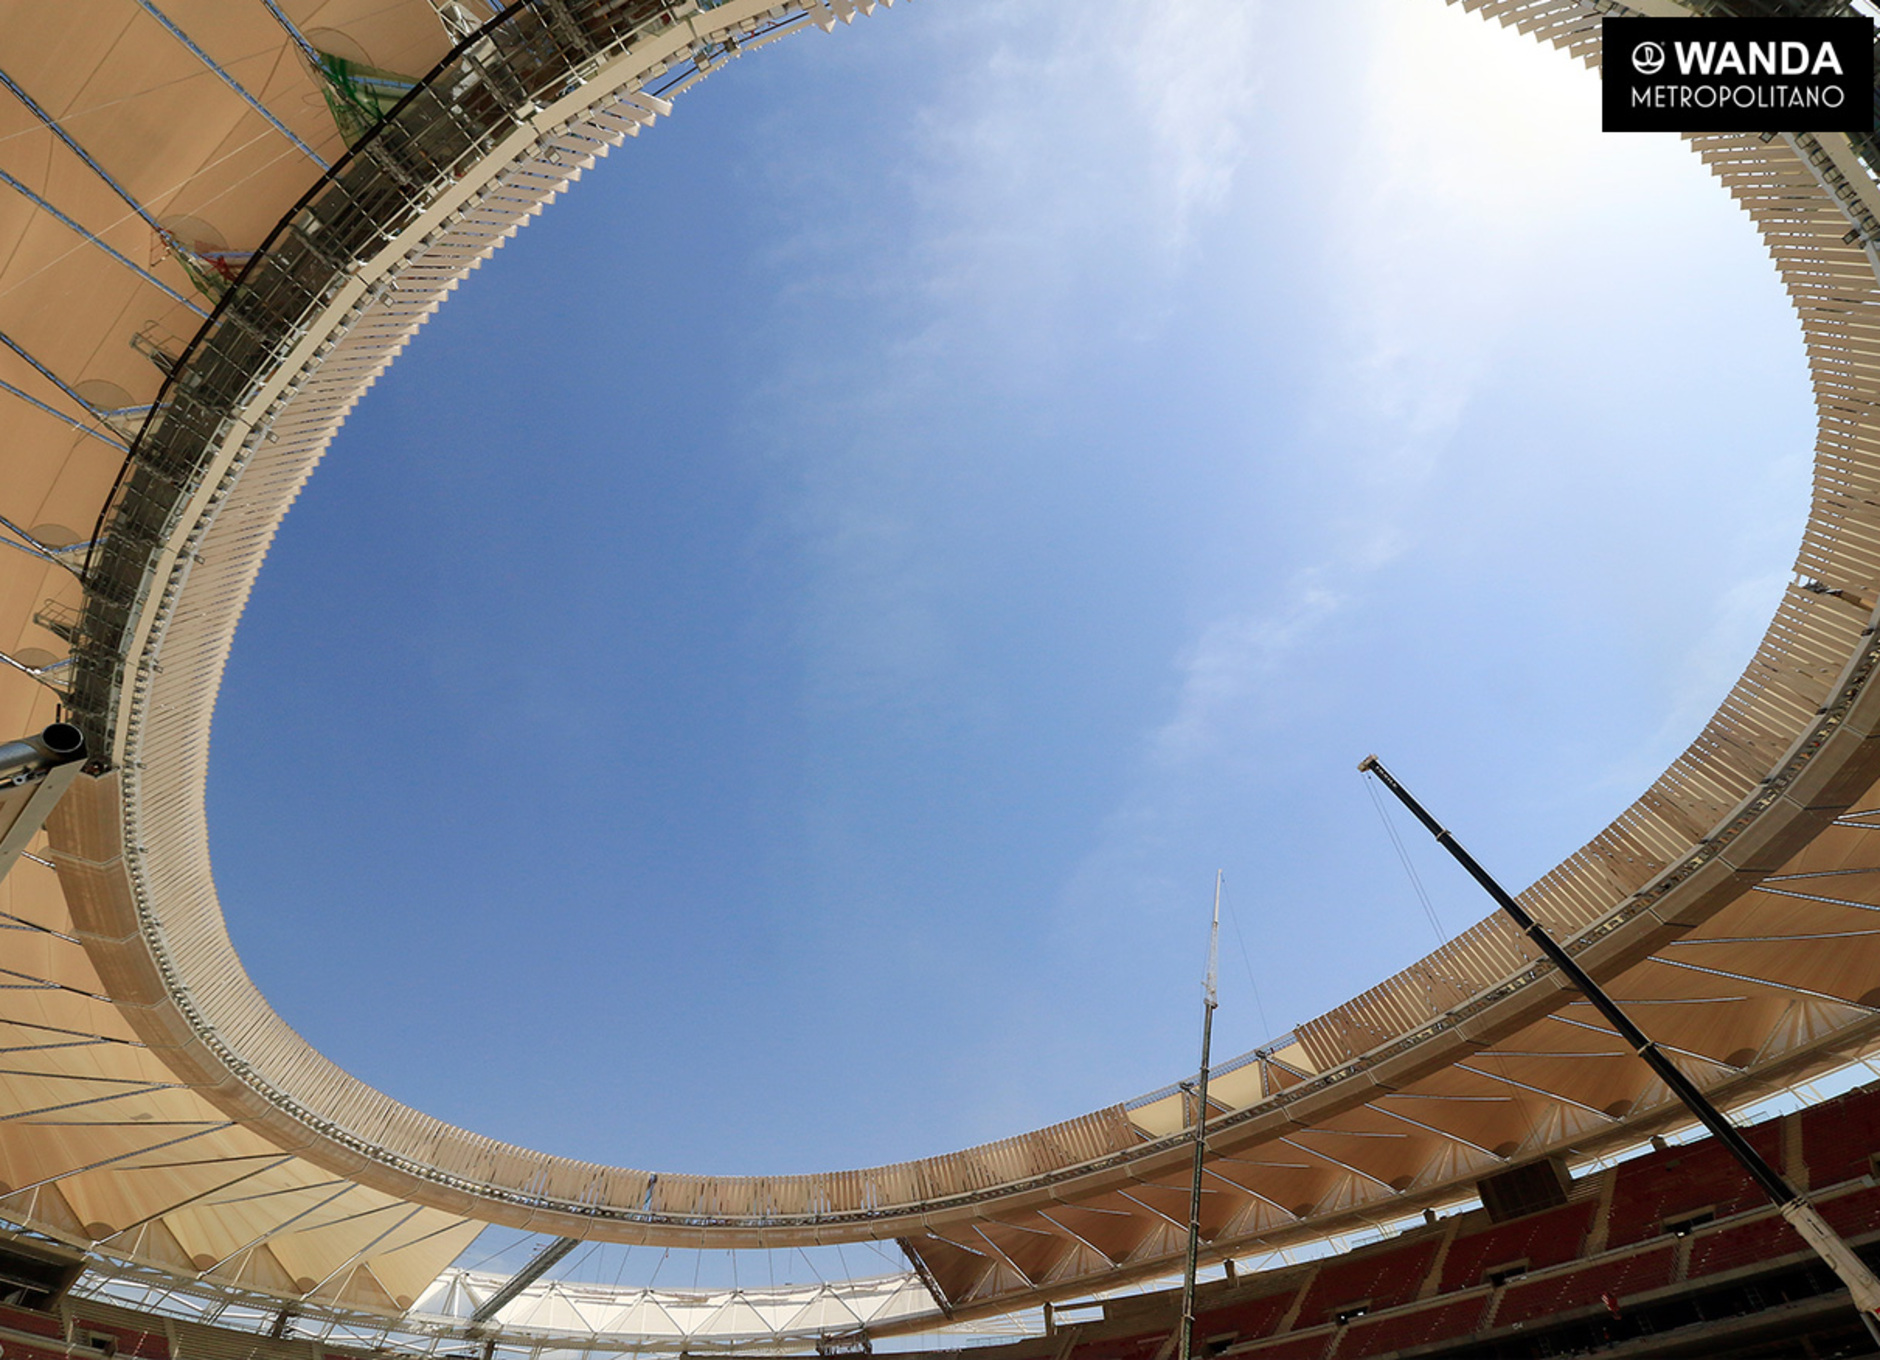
xmin=1603 ymin=17 xmax=1874 ymax=133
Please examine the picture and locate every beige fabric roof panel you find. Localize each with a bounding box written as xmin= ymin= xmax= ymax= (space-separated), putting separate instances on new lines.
xmin=5 ymin=0 xmax=1880 ymax=1340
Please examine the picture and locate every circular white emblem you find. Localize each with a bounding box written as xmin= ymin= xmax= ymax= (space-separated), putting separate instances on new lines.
xmin=1633 ymin=41 xmax=1666 ymax=76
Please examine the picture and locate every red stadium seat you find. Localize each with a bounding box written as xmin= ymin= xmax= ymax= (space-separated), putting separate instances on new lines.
xmin=1291 ymin=1238 xmax=1439 ymax=1328
xmin=70 ymin=1320 xmax=171 ymax=1360
xmin=1438 ymin=1199 xmax=1597 ymax=1292
xmin=1229 ymin=1331 xmax=1331 ymax=1359
xmin=1802 ymin=1087 xmax=1880 ymax=1189
xmin=1493 ymin=1246 xmax=1675 ymax=1328
xmin=1685 ymin=1214 xmax=1807 ymax=1279
xmin=1338 ymin=1296 xmax=1491 ymax=1357
xmin=1604 ymin=1127 xmax=1781 ymax=1249
xmin=1193 ymin=1289 xmax=1296 ymax=1344
xmin=0 ymin=1308 xmax=66 ymax=1339
xmin=1823 ymin=1184 xmax=1880 ymax=1239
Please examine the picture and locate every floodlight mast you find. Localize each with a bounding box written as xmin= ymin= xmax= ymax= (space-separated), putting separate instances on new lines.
xmin=1176 ymin=871 xmax=1222 ymax=1360
xmin=1358 ymin=754 xmax=1880 ymax=1339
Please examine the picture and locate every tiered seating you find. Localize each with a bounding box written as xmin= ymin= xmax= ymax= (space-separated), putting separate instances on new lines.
xmin=1686 ymin=1215 xmax=1805 ymax=1279
xmin=0 ymin=1342 xmax=68 ymax=1360
xmin=1823 ymin=1184 xmax=1880 ymax=1238
xmin=8 ymin=1089 xmax=1880 ymax=1360
xmin=1493 ymin=1246 xmax=1674 ymax=1328
xmin=1290 ymin=1236 xmax=1438 ymax=1328
xmin=1437 ymin=1198 xmax=1596 ymax=1291
xmin=1603 ymin=1125 xmax=1781 ymax=1248
xmin=1193 ymin=1288 xmax=1296 ymax=1345
xmin=1112 ymin=1099 xmax=1880 ymax=1360
xmin=74 ymin=1320 xmax=170 ymax=1360
xmin=1236 ymin=1332 xmax=1329 ymax=1359
xmin=0 ymin=1304 xmax=351 ymax=1360
xmin=0 ymin=1317 xmax=73 ymax=1360
xmin=0 ymin=1307 xmax=66 ymax=1339
xmin=1063 ymin=1334 xmax=1154 ymax=1360
xmin=1801 ymin=1085 xmax=1880 ymax=1187
xmin=1338 ymin=1297 xmax=1489 ymax=1358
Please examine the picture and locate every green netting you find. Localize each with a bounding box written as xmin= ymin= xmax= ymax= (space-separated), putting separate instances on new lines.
xmin=317 ymin=52 xmax=418 ymax=146
xmin=175 ymin=248 xmax=255 ymax=301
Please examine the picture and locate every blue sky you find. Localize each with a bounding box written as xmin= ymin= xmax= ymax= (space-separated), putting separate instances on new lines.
xmin=209 ymin=0 xmax=1811 ymax=1217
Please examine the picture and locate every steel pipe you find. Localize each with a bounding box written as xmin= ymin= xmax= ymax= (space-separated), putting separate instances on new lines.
xmin=0 ymin=723 xmax=86 ymax=782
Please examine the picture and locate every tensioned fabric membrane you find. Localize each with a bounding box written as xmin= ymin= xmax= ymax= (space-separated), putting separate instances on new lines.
xmin=4 ymin=0 xmax=1880 ymax=1349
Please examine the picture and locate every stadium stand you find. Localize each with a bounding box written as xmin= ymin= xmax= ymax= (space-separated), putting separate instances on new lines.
xmin=1337 ymin=1297 xmax=1489 ymax=1358
xmin=10 ymin=0 xmax=1880 ymax=1353
xmin=927 ymin=1086 xmax=1880 ymax=1359
xmin=1290 ymin=1236 xmax=1439 ymax=1328
xmin=1602 ymin=1123 xmax=1783 ymax=1249
xmin=1804 ymin=1085 xmax=1880 ymax=1189
xmin=0 ymin=1002 xmax=1871 ymax=1360
xmin=0 ymin=1302 xmax=353 ymax=1360
xmin=1435 ymin=1197 xmax=1597 ymax=1291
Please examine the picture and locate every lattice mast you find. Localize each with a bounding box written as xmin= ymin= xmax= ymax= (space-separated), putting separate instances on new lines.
xmin=1176 ymin=872 xmax=1221 ymax=1360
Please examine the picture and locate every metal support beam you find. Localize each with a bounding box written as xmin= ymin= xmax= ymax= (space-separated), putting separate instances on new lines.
xmin=258 ymin=0 xmax=323 ymax=67
xmin=469 ymin=1236 xmax=579 ymax=1325
xmin=1648 ymin=954 xmax=1880 ymax=1014
xmin=1361 ymin=754 xmax=1880 ymax=1341
xmin=1756 ymin=884 xmax=1880 ymax=913
xmin=197 ymin=1183 xmax=359 ymax=1275
xmin=1370 ymin=1103 xmax=1507 ymax=1163
xmin=1544 ymin=1012 xmax=1744 ymax=1072
xmin=898 ymin=1239 xmax=953 ymax=1317
xmin=131 ymin=0 xmax=329 ymax=169
xmin=1784 ymin=132 xmax=1880 ymax=278
xmin=0 ymin=167 xmax=206 ymax=316
xmin=90 ymin=1156 xmax=297 ymax=1245
xmin=0 ymin=726 xmax=87 ymax=886
xmin=0 ymin=327 xmax=119 ymax=428
xmin=297 ymin=1204 xmax=424 ymax=1298
xmin=0 ymin=374 xmax=127 ymax=452
xmin=1 ymin=1122 xmax=233 ymax=1200
xmin=0 ymin=648 xmax=73 ymax=692
xmin=0 ymin=68 xmax=171 ymax=241
xmin=0 ymin=511 xmax=89 ymax=580
xmin=1276 ymin=1134 xmax=1401 ymax=1191
xmin=969 ymin=1224 xmax=1042 ymax=1289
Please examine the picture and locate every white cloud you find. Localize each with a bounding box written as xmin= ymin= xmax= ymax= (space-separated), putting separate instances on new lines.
xmin=888 ymin=0 xmax=1266 ymax=335
xmin=1151 ymin=584 xmax=1344 ymax=768
xmin=1050 ymin=0 xmax=1749 ymax=933
xmin=1321 ymin=5 xmax=1615 ymax=483
xmin=754 ymin=0 xmax=1273 ymax=721
xmin=1127 ymin=0 xmax=1264 ymax=251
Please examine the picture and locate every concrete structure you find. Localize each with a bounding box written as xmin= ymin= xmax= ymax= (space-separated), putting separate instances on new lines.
xmin=3 ymin=0 xmax=1880 ymax=1351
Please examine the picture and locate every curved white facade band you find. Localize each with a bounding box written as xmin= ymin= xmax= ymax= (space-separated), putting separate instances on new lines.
xmin=4 ymin=0 xmax=1880 ymax=1345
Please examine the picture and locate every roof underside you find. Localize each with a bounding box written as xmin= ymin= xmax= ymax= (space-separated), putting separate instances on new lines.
xmin=3 ymin=0 xmax=1880 ymax=1346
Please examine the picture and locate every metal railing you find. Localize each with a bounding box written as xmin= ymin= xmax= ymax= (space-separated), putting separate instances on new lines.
xmin=66 ymin=0 xmax=716 ymax=758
